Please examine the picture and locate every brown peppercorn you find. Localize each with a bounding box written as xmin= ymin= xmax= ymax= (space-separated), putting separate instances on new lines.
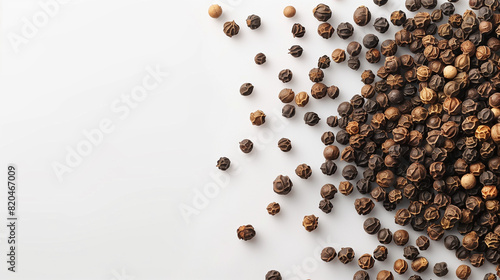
xmin=279 ymin=88 xmax=294 ymax=103
xmin=381 ymin=40 xmax=398 ymax=56
xmin=277 ymin=138 xmax=292 ymax=152
xmin=354 ymin=6 xmax=371 ymax=26
xmin=378 ymin=228 xmax=392 ymax=244
xmin=358 ymin=254 xmax=375 ymax=270
xmin=295 ymin=91 xmax=309 ymax=107
xmin=420 ymin=87 xmax=437 ymax=104
xmin=223 ymin=21 xmax=240 ymax=37
xmin=339 ymin=181 xmax=353 ymax=196
xmin=266 ymin=202 xmax=280 ymax=215
xmin=313 ymin=3 xmax=332 ymax=22
xmin=456 ymin=264 xmax=471 ymax=280
xmin=476 ymin=125 xmax=491 ymax=141
xmin=427 ymin=224 xmax=444 ymax=241
xmin=361 ymin=70 xmax=375 ymax=84
xmin=394 ymin=259 xmax=408 ymax=274
xmin=417 ymin=66 xmax=432 ymax=81
xmin=254 ymin=53 xmax=266 ymax=65
xmin=354 ymin=197 xmax=375 ymax=215
xmin=346 ymin=121 xmax=360 ymax=135
xmin=309 ymin=68 xmax=324 ymax=82
xmin=295 ymin=164 xmax=311 ymax=179
xmin=407 ymin=163 xmax=427 ymax=182
xmin=492 ymin=123 xmax=500 ymax=143
xmin=416 ymin=236 xmax=430 ymax=250
xmin=320 ymin=184 xmax=337 ymax=200
xmin=455 ymin=54 xmax=471 ymax=72
xmin=366 ymin=48 xmax=381 ymax=63
xmin=278 ymin=69 xmax=293 ymax=83
xmin=377 ymin=270 xmax=393 ymax=280
xmin=373 ymin=245 xmax=388 ymax=261
xmin=395 ymin=208 xmax=412 ymax=226
xmin=338 ymin=247 xmax=355 ymax=264
xmin=347 ymin=41 xmax=363 ymax=56
xmin=463 ymin=231 xmax=479 ymax=251
xmin=283 ymin=6 xmax=296 ymax=18
xmin=291 ymin=23 xmax=306 ymax=38
xmin=273 ymin=175 xmax=293 ymax=195
xmin=302 ymin=215 xmax=318 ymax=232
xmin=237 ymin=225 xmax=255 ymax=241
xmin=321 ymin=247 xmax=336 ymax=262
xmin=411 ymin=257 xmax=429 ymax=273
xmin=311 ymin=83 xmax=327 ymax=99
xmin=318 ymin=23 xmax=334 ymax=39
xmin=482 ymin=185 xmax=498 ymax=200
xmin=323 ymin=145 xmax=339 ymax=160
xmin=394 ymin=230 xmax=409 ymax=246
xmin=239 ymin=139 xmax=253 ymax=154
xmin=477 ymin=45 xmax=492 ymax=60
xmin=332 ymin=49 xmax=346 ymax=63
xmin=250 ymin=110 xmax=266 ymax=126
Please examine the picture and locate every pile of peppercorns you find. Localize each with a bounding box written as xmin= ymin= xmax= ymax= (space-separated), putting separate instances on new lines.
xmin=211 ymin=0 xmax=500 ymax=279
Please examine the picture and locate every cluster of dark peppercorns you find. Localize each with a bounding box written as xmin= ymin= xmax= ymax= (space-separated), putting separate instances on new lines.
xmin=335 ymin=1 xmax=500 ymax=278
xmin=211 ymin=0 xmax=500 ymax=279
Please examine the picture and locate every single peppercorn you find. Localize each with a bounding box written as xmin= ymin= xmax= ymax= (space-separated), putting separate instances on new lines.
xmin=237 ymin=225 xmax=255 ymax=241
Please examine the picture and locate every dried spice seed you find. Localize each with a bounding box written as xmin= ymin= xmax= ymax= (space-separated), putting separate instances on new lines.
xmin=216 ymin=157 xmax=231 ymax=170
xmin=265 ymin=270 xmax=282 ymax=280
xmin=394 ymin=259 xmax=408 ymax=274
xmin=239 ymin=139 xmax=253 ymax=153
xmin=338 ymin=247 xmax=355 ymax=264
xmin=273 ymin=175 xmax=293 ymax=195
xmin=254 ymin=53 xmax=266 ymax=65
xmin=313 ymin=4 xmax=332 ymax=22
xmin=246 ymin=15 xmax=261 ymax=30
xmin=354 ymin=270 xmax=369 ymax=280
xmin=321 ymin=247 xmax=336 ymax=262
xmin=394 ymin=229 xmax=409 ymax=246
xmin=237 ymin=225 xmax=255 ymax=241
xmin=240 ymin=83 xmax=254 ymax=96
xmin=363 ymin=217 xmax=381 ymax=234
xmin=288 ymin=45 xmax=303 ymax=58
xmin=302 ymin=215 xmax=318 ymax=232
xmin=337 ymin=22 xmax=354 ymax=39
xmin=278 ymin=138 xmax=292 ymax=152
xmin=208 ymin=4 xmax=222 ymax=18
xmin=250 ymin=110 xmax=266 ymax=126
xmin=283 ymin=6 xmax=296 ymax=18
xmin=223 ymin=21 xmax=239 ymax=37
xmin=291 ymin=23 xmax=306 ymax=38
xmin=295 ymin=164 xmax=312 ymax=179
xmin=433 ymin=262 xmax=448 ymax=277
xmin=415 ymin=235 xmax=429 ymax=250
xmin=354 ymin=6 xmax=371 ymax=26
xmin=411 ymin=257 xmax=429 ymax=273
xmin=456 ymin=264 xmax=471 ymax=280
xmin=358 ymin=253 xmax=375 ymax=270
xmin=374 ymin=245 xmax=388 ymax=261
xmin=266 ymin=202 xmax=280 ymax=215
xmin=378 ymin=228 xmax=392 ymax=244
xmin=304 ymin=112 xmax=320 ymax=126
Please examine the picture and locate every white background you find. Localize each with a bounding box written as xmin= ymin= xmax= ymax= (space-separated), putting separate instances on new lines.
xmin=0 ymin=0 xmax=497 ymax=279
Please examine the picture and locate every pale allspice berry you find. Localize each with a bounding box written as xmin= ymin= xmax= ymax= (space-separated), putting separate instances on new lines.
xmin=283 ymin=6 xmax=296 ymax=18
xmin=208 ymin=4 xmax=222 ymax=18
